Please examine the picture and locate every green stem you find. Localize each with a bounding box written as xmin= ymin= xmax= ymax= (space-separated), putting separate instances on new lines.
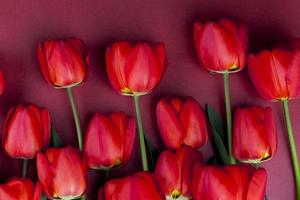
xmin=66 ymin=87 xmax=83 ymax=151
xmin=22 ymin=159 xmax=28 ymax=177
xmin=223 ymin=73 xmax=235 ymax=165
xmin=283 ymin=100 xmax=300 ymax=199
xmin=133 ymin=95 xmax=149 ymax=171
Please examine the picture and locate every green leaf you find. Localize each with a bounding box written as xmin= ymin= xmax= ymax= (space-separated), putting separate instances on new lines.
xmin=144 ymin=134 xmax=160 ymax=171
xmin=212 ymin=129 xmax=230 ymax=165
xmin=40 ymin=194 xmax=47 ymax=200
xmin=51 ymin=127 xmax=64 ymax=147
xmin=206 ymin=105 xmax=230 ymax=165
xmin=206 ymin=105 xmax=226 ymax=142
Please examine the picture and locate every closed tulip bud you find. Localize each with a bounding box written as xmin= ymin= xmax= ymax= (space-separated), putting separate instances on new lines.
xmin=194 ymin=18 xmax=248 ymax=73
xmin=36 ymin=146 xmax=87 ymax=199
xmin=191 ymin=164 xmax=267 ymax=200
xmin=106 ymin=41 xmax=166 ymax=96
xmin=156 ymin=97 xmax=208 ymax=150
xmin=248 ymin=48 xmax=300 ymax=101
xmin=0 ymin=178 xmax=41 ymax=200
xmin=155 ymin=147 xmax=202 ymax=200
xmin=101 ymin=172 xmax=164 ymax=200
xmin=37 ymin=38 xmax=88 ymax=88
xmin=83 ymin=112 xmax=136 ymax=169
xmin=233 ymin=106 xmax=278 ymax=163
xmin=2 ymin=104 xmax=50 ymax=159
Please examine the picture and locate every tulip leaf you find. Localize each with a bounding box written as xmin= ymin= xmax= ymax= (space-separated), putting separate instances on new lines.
xmin=206 ymin=105 xmax=226 ymax=142
xmin=51 ymin=127 xmax=64 ymax=147
xmin=206 ymin=105 xmax=230 ymax=165
xmin=40 ymin=195 xmax=47 ymax=200
xmin=212 ymin=129 xmax=230 ymax=165
xmin=144 ymin=134 xmax=160 ymax=171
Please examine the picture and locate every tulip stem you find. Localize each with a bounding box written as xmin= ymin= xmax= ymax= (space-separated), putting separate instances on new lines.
xmin=282 ymin=100 xmax=300 ymax=199
xmin=66 ymin=87 xmax=83 ymax=151
xmin=223 ymin=73 xmax=235 ymax=165
xmin=133 ymin=95 xmax=149 ymax=171
xmin=22 ymin=159 xmax=28 ymax=177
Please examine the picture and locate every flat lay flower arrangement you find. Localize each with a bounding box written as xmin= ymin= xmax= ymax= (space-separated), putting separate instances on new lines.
xmin=0 ymin=18 xmax=299 ymax=200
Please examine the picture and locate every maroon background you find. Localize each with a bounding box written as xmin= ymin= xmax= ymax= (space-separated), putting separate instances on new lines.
xmin=0 ymin=0 xmax=299 ymax=199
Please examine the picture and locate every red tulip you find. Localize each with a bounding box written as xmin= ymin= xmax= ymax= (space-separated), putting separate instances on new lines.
xmin=106 ymin=41 xmax=166 ymax=96
xmin=248 ymin=48 xmax=300 ymax=100
xmin=0 ymin=178 xmax=41 ymax=200
xmin=156 ymin=97 xmax=208 ymax=150
xmin=2 ymin=104 xmax=50 ymax=159
xmin=101 ymin=172 xmax=164 ymax=200
xmin=194 ymin=18 xmax=248 ymax=73
xmin=155 ymin=147 xmax=202 ymax=199
xmin=37 ymin=38 xmax=88 ymax=88
xmin=83 ymin=112 xmax=136 ymax=169
xmin=36 ymin=146 xmax=87 ymax=199
xmin=233 ymin=106 xmax=277 ymax=163
xmin=191 ymin=164 xmax=267 ymax=200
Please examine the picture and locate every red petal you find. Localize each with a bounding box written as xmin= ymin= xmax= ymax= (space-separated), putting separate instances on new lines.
xmin=264 ymin=107 xmax=278 ymax=157
xmin=106 ymin=42 xmax=132 ymax=93
xmin=156 ymin=99 xmax=184 ymax=149
xmin=123 ymin=117 xmax=136 ymax=164
xmin=233 ymin=107 xmax=269 ymax=161
xmin=180 ymin=98 xmax=208 ymax=148
xmin=246 ymin=168 xmax=267 ymax=200
xmin=155 ymin=150 xmax=181 ymax=196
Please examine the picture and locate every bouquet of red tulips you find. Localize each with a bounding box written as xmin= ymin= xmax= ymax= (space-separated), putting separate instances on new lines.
xmin=0 ymin=18 xmax=299 ymax=200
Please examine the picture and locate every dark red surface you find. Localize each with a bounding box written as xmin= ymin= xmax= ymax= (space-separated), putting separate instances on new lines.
xmin=0 ymin=0 xmax=299 ymax=199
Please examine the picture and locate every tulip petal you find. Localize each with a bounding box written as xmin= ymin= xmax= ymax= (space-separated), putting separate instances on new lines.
xmin=286 ymin=50 xmax=300 ymax=98
xmin=155 ymin=151 xmax=181 ymax=196
xmin=51 ymin=147 xmax=86 ymax=198
xmin=106 ymin=42 xmax=132 ymax=93
xmin=264 ymin=107 xmax=278 ymax=158
xmin=246 ymin=168 xmax=267 ymax=200
xmin=123 ymin=117 xmax=136 ymax=164
xmin=37 ymin=43 xmax=53 ymax=86
xmin=248 ymin=49 xmax=290 ymax=100
xmin=36 ymin=152 xmax=55 ymax=198
xmin=40 ymin=109 xmax=51 ymax=148
xmin=125 ymin=43 xmax=153 ymax=94
xmin=4 ymin=105 xmax=42 ymax=158
xmin=156 ymin=99 xmax=184 ymax=149
xmin=180 ymin=98 xmax=208 ymax=148
xmin=179 ymin=147 xmax=203 ymax=196
xmin=192 ymin=164 xmax=237 ymax=200
xmin=233 ymin=107 xmax=269 ymax=162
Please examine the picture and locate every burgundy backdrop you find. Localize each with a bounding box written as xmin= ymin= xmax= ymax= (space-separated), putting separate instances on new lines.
xmin=0 ymin=0 xmax=299 ymax=199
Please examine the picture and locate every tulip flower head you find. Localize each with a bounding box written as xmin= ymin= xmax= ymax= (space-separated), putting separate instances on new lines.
xmin=36 ymin=146 xmax=87 ymax=199
xmin=233 ymin=106 xmax=278 ymax=163
xmin=156 ymin=97 xmax=208 ymax=150
xmin=248 ymin=48 xmax=300 ymax=101
xmin=0 ymin=178 xmax=41 ymax=200
xmin=106 ymin=41 xmax=166 ymax=96
xmin=83 ymin=112 xmax=136 ymax=169
xmin=37 ymin=38 xmax=88 ymax=88
xmin=194 ymin=18 xmax=248 ymax=73
xmin=155 ymin=147 xmax=202 ymax=200
xmin=101 ymin=172 xmax=164 ymax=200
xmin=2 ymin=104 xmax=50 ymax=159
xmin=191 ymin=164 xmax=267 ymax=200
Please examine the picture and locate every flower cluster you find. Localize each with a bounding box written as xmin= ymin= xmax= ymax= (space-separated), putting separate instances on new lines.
xmin=0 ymin=17 xmax=299 ymax=200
